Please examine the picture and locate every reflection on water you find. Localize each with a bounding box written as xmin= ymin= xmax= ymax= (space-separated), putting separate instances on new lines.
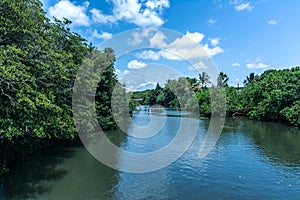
xmin=222 ymin=118 xmax=300 ymax=166
xmin=1 ymin=111 xmax=300 ymax=199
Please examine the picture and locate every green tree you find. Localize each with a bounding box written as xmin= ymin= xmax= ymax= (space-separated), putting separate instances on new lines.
xmin=240 ymin=67 xmax=300 ymax=126
xmin=94 ymin=48 xmax=122 ymax=131
xmin=186 ymin=77 xmax=200 ymax=92
xmin=199 ymin=72 xmax=211 ymax=89
xmin=243 ymin=72 xmax=258 ymax=86
xmin=0 ymin=0 xmax=123 ymax=168
xmin=217 ymin=71 xmax=229 ymax=87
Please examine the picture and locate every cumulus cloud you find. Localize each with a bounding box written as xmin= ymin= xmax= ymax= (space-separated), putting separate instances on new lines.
xmin=132 ymin=30 xmax=224 ymax=61
xmin=128 ymin=60 xmax=147 ymax=69
xmin=246 ymin=62 xmax=270 ymax=69
xmin=49 ymin=0 xmax=90 ymax=26
xmin=90 ymin=8 xmax=116 ymax=24
xmin=186 ymin=31 xmax=205 ymax=43
xmin=92 ymin=30 xmax=112 ymax=40
xmin=202 ymin=44 xmax=224 ymax=57
xmin=165 ymin=31 xmax=223 ymax=58
xmin=145 ymin=0 xmax=170 ymax=11
xmin=163 ymin=31 xmax=222 ymax=59
xmin=268 ymin=19 xmax=278 ymax=25
xmin=150 ymin=31 xmax=168 ymax=47
xmin=90 ymin=0 xmax=170 ymax=27
xmin=127 ymin=27 xmax=157 ymax=46
xmin=158 ymin=50 xmax=182 ymax=60
xmin=136 ymin=50 xmax=161 ymax=60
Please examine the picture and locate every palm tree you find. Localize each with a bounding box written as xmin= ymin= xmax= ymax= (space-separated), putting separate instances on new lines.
xmin=243 ymin=72 xmax=257 ymax=86
xmin=199 ymin=72 xmax=211 ymax=89
xmin=186 ymin=77 xmax=200 ymax=92
xmin=217 ymin=71 xmax=229 ymax=87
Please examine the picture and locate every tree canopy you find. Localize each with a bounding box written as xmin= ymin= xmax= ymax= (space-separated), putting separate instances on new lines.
xmin=131 ymin=68 xmax=299 ymax=127
xmin=0 ymin=0 xmax=122 ymax=167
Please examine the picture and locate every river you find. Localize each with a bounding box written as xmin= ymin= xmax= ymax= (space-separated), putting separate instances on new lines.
xmin=1 ymin=110 xmax=300 ymax=199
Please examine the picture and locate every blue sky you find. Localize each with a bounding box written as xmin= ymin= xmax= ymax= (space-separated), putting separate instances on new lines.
xmin=42 ymin=0 xmax=300 ymax=89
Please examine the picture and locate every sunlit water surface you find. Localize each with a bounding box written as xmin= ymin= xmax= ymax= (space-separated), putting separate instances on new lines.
xmin=1 ymin=110 xmax=300 ymax=199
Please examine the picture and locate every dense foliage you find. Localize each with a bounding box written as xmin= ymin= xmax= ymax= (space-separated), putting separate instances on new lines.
xmin=241 ymin=67 xmax=300 ymax=126
xmin=0 ymin=0 xmax=121 ymax=168
xmin=131 ymin=68 xmax=299 ymax=126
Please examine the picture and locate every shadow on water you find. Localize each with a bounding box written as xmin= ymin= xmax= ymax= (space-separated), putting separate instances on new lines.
xmin=0 ymin=147 xmax=75 ymax=200
xmin=0 ymin=129 xmax=128 ymax=200
xmin=223 ymin=117 xmax=300 ymax=167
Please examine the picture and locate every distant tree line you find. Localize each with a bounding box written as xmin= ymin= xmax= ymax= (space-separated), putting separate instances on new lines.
xmin=131 ymin=68 xmax=300 ymax=127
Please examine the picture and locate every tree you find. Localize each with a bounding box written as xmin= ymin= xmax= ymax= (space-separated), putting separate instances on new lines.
xmin=243 ymin=72 xmax=258 ymax=86
xmin=0 ymin=0 xmax=123 ymax=168
xmin=186 ymin=77 xmax=200 ymax=92
xmin=94 ymin=48 xmax=121 ymax=131
xmin=240 ymin=67 xmax=300 ymax=125
xmin=217 ymin=71 xmax=229 ymax=87
xmin=199 ymin=72 xmax=211 ymax=89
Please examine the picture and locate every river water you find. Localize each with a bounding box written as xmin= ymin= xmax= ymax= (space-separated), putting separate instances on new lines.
xmin=1 ymin=110 xmax=300 ymax=199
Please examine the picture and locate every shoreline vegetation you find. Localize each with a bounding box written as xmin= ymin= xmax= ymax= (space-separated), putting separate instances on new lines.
xmin=0 ymin=0 xmax=126 ymax=172
xmin=0 ymin=1 xmax=299 ymax=174
xmin=130 ymin=67 xmax=299 ymax=127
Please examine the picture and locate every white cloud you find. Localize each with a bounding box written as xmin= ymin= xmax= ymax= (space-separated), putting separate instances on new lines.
xmin=232 ymin=62 xmax=240 ymax=67
xmin=127 ymin=27 xmax=157 ymax=46
xmin=92 ymin=30 xmax=112 ymax=40
xmin=128 ymin=60 xmax=147 ymax=69
xmin=207 ymin=18 xmax=217 ymax=25
xmin=168 ymin=32 xmax=223 ymax=58
xmin=268 ymin=19 xmax=278 ymax=25
xmin=90 ymin=0 xmax=170 ymax=27
xmin=132 ymin=30 xmax=223 ymax=61
xmin=189 ymin=61 xmax=208 ymax=71
xmin=136 ymin=50 xmax=161 ymax=60
xmin=246 ymin=62 xmax=270 ymax=69
xmin=202 ymin=44 xmax=224 ymax=57
xmin=116 ymin=69 xmax=131 ymax=81
xmin=235 ymin=2 xmax=252 ymax=11
xmin=230 ymin=1 xmax=253 ymax=11
xmin=246 ymin=58 xmax=269 ymax=69
xmin=186 ymin=31 xmax=205 ymax=43
xmin=123 ymin=69 xmax=130 ymax=75
xmin=210 ymin=38 xmax=219 ymax=46
xmin=90 ymin=8 xmax=116 ymax=24
xmin=119 ymin=64 xmax=181 ymax=91
xmin=145 ymin=0 xmax=170 ymax=11
xmin=159 ymin=50 xmax=182 ymax=60
xmin=150 ymin=31 xmax=167 ymax=47
xmin=136 ymin=82 xmax=157 ymax=90
xmin=49 ymin=0 xmax=90 ymax=26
